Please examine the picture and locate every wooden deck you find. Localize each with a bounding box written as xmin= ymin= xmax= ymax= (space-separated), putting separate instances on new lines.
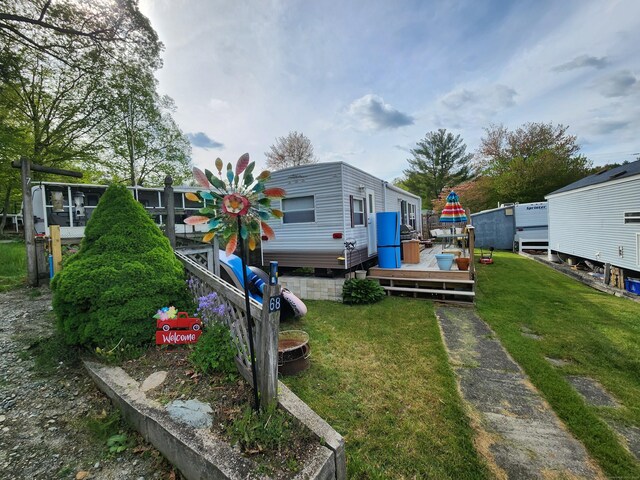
xmin=368 ymin=242 xmax=476 ymax=303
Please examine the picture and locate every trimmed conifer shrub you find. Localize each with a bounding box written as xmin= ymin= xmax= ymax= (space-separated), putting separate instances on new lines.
xmin=52 ymin=184 xmax=190 ymax=348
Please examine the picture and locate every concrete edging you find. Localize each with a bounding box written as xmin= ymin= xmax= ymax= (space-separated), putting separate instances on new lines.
xmin=84 ymin=360 xmax=345 ymax=480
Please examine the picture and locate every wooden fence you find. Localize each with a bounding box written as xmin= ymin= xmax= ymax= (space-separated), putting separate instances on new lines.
xmin=175 ymin=250 xmax=281 ymax=407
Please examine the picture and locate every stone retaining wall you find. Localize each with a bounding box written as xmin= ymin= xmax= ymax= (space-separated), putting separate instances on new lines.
xmin=83 ymin=361 xmax=345 ymax=480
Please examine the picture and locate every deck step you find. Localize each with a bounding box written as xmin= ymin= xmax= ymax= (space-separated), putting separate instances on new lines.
xmin=382 ymin=286 xmax=475 ymax=297
xmin=367 ymin=276 xmax=474 ymax=284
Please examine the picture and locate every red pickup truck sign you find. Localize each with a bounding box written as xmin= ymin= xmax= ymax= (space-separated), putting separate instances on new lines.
xmin=155 ymin=312 xmax=202 ymax=345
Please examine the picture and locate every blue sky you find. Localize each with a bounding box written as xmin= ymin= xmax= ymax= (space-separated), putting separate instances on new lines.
xmin=139 ymin=0 xmax=640 ymax=181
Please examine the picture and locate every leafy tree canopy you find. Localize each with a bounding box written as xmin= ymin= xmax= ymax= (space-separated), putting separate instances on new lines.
xmin=477 ymin=122 xmax=591 ymax=203
xmin=0 ymin=0 xmax=162 ymax=70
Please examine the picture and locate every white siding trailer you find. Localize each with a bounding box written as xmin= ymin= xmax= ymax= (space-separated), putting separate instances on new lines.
xmin=262 ymin=162 xmax=421 ymax=272
xmin=545 ymin=160 xmax=640 ymax=275
xmin=31 ymin=181 xmax=209 ymax=239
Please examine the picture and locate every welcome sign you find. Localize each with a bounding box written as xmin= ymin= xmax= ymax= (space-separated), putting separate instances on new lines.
xmin=156 ymin=329 xmax=202 ymax=345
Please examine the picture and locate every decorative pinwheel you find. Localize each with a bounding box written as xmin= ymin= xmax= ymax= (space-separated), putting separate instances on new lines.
xmin=183 ymin=153 xmax=285 ymax=411
xmin=183 ymin=153 xmax=285 ymax=255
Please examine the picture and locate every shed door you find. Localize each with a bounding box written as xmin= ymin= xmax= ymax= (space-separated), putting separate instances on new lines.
xmin=366 ymin=188 xmax=377 ymax=256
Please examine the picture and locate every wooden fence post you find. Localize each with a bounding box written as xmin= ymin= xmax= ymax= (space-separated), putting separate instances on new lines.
xmin=50 ymin=225 xmax=62 ymax=274
xmin=164 ymin=176 xmax=176 ymax=248
xmin=20 ymin=157 xmax=38 ymax=287
xmin=467 ymin=225 xmax=475 ymax=278
xmin=257 ymin=281 xmax=281 ymax=409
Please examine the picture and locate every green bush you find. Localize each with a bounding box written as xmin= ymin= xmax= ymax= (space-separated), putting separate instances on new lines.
xmin=227 ymin=403 xmax=295 ymax=453
xmin=189 ymin=323 xmax=237 ymax=376
xmin=52 ymin=184 xmax=190 ymax=348
xmin=342 ymin=278 xmax=386 ymax=304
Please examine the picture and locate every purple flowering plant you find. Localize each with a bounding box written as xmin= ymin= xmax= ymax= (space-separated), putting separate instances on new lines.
xmin=196 ymin=292 xmax=228 ymax=325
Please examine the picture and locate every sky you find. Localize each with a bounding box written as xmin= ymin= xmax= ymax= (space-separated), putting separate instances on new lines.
xmin=138 ymin=0 xmax=640 ymax=181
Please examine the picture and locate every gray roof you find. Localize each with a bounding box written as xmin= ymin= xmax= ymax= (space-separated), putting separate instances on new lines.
xmin=547 ymin=159 xmax=640 ymax=196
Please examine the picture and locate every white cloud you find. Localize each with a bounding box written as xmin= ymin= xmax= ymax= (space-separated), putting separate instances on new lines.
xmin=347 ymin=94 xmax=414 ymax=131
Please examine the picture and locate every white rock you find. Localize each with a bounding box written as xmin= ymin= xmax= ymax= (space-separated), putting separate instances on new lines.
xmin=140 ymin=371 xmax=168 ymax=392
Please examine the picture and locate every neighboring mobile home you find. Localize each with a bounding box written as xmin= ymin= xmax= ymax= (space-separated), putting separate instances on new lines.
xmin=546 ymin=160 xmax=640 ymax=275
xmin=31 ymin=182 xmax=208 ymax=238
xmin=471 ymin=202 xmax=548 ymax=251
xmin=262 ymin=162 xmax=422 ymax=272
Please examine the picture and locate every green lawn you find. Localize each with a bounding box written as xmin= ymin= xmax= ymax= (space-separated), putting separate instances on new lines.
xmin=0 ymin=241 xmax=26 ymax=291
xmin=475 ymin=252 xmax=640 ymax=478
xmin=281 ymin=298 xmax=490 ymax=480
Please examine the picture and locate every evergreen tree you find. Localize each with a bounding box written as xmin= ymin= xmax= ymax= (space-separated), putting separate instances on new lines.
xmin=403 ymin=129 xmax=472 ymax=207
xmin=52 ymin=184 xmax=190 ymax=348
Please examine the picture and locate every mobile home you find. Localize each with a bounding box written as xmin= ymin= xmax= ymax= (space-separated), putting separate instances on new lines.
xmin=546 ymin=160 xmax=640 ymax=275
xmin=262 ymin=162 xmax=422 ymax=272
xmin=31 ymin=182 xmax=208 ymax=239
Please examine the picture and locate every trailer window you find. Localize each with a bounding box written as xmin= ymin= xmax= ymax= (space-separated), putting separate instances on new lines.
xmin=624 ymin=212 xmax=640 ymax=224
xmin=282 ymin=196 xmax=315 ymax=223
xmin=351 ymin=198 xmax=364 ymax=226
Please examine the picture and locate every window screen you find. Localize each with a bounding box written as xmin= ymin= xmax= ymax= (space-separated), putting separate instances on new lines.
xmin=282 ymin=196 xmax=315 ymax=223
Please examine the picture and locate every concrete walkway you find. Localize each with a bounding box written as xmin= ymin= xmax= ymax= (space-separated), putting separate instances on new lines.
xmin=436 ymin=306 xmax=603 ymax=479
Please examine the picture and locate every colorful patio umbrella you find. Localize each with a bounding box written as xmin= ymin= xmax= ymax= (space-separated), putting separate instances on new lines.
xmin=439 ymin=190 xmax=467 ymax=223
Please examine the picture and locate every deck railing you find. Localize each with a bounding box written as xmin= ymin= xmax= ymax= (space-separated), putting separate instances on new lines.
xmin=175 ymin=250 xmax=281 ymax=407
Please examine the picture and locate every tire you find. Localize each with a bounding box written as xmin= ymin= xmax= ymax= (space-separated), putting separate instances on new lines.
xmin=192 ymin=324 xmax=201 ymax=331
xmin=162 ymin=324 xmax=170 ymax=331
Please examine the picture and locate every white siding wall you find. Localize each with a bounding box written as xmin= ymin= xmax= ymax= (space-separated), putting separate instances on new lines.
xmin=262 ymin=163 xmax=344 ymax=253
xmin=384 ymin=185 xmax=422 ymax=233
xmin=548 ymin=175 xmax=640 ymax=272
xmin=341 ymin=163 xmax=385 ymax=248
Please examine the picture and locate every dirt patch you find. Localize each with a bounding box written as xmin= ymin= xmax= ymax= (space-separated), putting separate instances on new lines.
xmin=0 ymin=286 xmax=177 ymax=479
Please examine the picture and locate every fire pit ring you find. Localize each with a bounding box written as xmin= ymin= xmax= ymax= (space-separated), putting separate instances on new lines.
xmin=278 ymin=330 xmax=310 ymax=376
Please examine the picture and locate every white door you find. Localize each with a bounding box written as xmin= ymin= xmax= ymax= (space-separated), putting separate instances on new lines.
xmin=366 ymin=188 xmax=377 ymax=256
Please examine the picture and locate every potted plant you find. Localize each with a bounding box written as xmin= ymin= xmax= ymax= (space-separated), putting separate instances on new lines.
xmin=455 ymin=257 xmax=470 ymax=271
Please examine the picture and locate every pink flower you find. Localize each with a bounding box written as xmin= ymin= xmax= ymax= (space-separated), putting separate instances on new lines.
xmin=222 ymin=193 xmax=250 ymax=216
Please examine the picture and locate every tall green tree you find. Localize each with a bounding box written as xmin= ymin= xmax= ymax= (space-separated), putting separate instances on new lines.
xmin=477 ymin=123 xmax=591 ymax=203
xmin=99 ymin=65 xmax=191 ymax=186
xmin=403 ymin=129 xmax=473 ymax=207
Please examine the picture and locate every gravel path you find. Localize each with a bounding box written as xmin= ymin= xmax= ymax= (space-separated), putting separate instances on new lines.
xmin=0 ymin=286 xmax=174 ymax=479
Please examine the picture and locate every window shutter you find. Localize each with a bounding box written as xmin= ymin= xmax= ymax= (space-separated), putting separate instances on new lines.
xmin=363 ymin=197 xmax=368 ymax=227
xmin=350 ymin=195 xmax=354 ymax=228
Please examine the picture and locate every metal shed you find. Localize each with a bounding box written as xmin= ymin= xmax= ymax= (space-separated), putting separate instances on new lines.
xmin=470 ymin=205 xmax=515 ymax=250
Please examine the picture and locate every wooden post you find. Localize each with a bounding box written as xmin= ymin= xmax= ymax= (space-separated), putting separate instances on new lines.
xmin=467 ymin=225 xmax=475 ymax=278
xmin=257 ymin=280 xmax=281 ymax=409
xmin=49 ymin=225 xmax=62 ymax=274
xmin=20 ymin=158 xmax=38 ymax=287
xmin=604 ymin=263 xmax=611 ymax=285
xmin=163 ymin=175 xmax=176 ymax=248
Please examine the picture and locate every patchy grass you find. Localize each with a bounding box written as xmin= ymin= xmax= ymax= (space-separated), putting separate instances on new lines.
xmin=282 ymin=297 xmax=490 ymax=479
xmin=475 ymin=252 xmax=640 ymax=478
xmin=0 ymin=241 xmax=26 ymax=291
